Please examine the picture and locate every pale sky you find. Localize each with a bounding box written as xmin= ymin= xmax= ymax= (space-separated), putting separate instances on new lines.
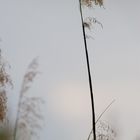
xmin=0 ymin=0 xmax=140 ymax=140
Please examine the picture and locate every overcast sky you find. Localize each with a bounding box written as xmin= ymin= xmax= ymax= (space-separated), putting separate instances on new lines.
xmin=0 ymin=0 xmax=140 ymax=140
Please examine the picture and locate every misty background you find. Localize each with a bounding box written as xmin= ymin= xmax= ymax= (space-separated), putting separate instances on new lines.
xmin=0 ymin=0 xmax=140 ymax=139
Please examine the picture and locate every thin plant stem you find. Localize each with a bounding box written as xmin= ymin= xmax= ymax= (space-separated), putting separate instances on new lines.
xmin=95 ymin=99 xmax=115 ymax=123
xmin=79 ymin=0 xmax=96 ymax=140
xmin=13 ymin=84 xmax=24 ymax=140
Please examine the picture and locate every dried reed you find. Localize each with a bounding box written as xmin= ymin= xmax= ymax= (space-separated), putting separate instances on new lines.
xmin=0 ymin=90 xmax=7 ymax=123
xmin=81 ymin=0 xmax=103 ymax=7
xmin=0 ymin=49 xmax=12 ymax=127
xmin=0 ymin=50 xmax=13 ymax=88
xmin=14 ymin=58 xmax=44 ymax=140
xmin=79 ymin=0 xmax=104 ymax=139
xmin=84 ymin=17 xmax=103 ymax=30
xmin=79 ymin=0 xmax=98 ymax=139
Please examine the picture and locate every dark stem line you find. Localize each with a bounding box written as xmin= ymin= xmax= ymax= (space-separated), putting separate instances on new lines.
xmin=79 ymin=1 xmax=96 ymax=140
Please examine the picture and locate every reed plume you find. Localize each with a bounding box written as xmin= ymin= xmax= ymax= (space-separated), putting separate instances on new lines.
xmin=14 ymin=58 xmax=44 ymax=140
xmin=84 ymin=17 xmax=103 ymax=31
xmin=0 ymin=50 xmax=12 ymax=88
xmin=81 ymin=0 xmax=103 ymax=7
xmin=97 ymin=121 xmax=116 ymax=140
xmin=87 ymin=120 xmax=116 ymax=140
xmin=0 ymin=49 xmax=12 ymax=127
xmin=0 ymin=90 xmax=7 ymax=123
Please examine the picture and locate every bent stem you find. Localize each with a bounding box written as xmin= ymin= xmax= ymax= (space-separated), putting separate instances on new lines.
xmin=79 ymin=0 xmax=96 ymax=140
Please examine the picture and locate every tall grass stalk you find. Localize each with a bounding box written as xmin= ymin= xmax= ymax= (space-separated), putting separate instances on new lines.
xmin=79 ymin=1 xmax=96 ymax=139
xmin=79 ymin=0 xmax=104 ymax=139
